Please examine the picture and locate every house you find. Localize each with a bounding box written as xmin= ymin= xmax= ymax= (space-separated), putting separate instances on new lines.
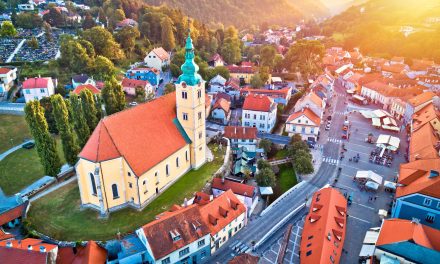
xmin=197 ymin=190 xmax=247 ymax=253
xmin=0 ymin=229 xmax=14 ymax=242
xmin=374 ymin=219 xmax=440 ymax=264
xmin=381 ymin=64 xmax=409 ymax=77
xmin=242 ymin=95 xmax=277 ymax=133
xmin=410 ymin=103 xmax=440 ymax=134
xmin=57 ymin=241 xmax=107 ymax=264
xmin=390 ymin=57 xmax=405 ymax=65
xmin=409 ymin=59 xmax=435 ymax=76
xmin=121 ymin=78 xmax=153 ymax=96
xmin=408 ymin=123 xmax=440 ymax=161
xmin=208 ymin=54 xmax=225 ymax=68
xmin=228 ymin=253 xmax=259 ymax=264
xmin=299 ymin=187 xmax=347 ymax=264
xmin=294 ymin=91 xmax=325 ymax=119
xmin=125 ymin=67 xmax=161 ymax=87
xmin=22 ymin=77 xmax=55 ymax=103
xmin=0 ymin=198 xmax=29 ymax=229
xmin=144 ymin=47 xmax=170 ymax=72
xmin=116 ymin=18 xmax=138 ymax=29
xmin=209 ymin=74 xmax=227 ymax=94
xmin=403 ymin=91 xmax=436 ymax=125
xmin=226 ymin=65 xmax=255 ymax=84
xmin=416 ymin=75 xmax=440 ymax=92
xmin=286 ymin=107 xmax=321 ymax=141
xmin=135 ymin=204 xmax=211 ymax=264
xmin=0 ymin=67 xmax=17 ymax=96
xmin=71 ymin=84 xmax=100 ymax=95
xmin=72 ymin=74 xmax=95 ymax=89
xmin=75 ymin=32 xmax=206 ymax=216
xmin=211 ymin=178 xmax=257 ymax=216
xmin=390 ymin=97 xmax=408 ymax=121
xmin=391 ymin=158 xmax=440 ymax=229
xmin=241 ymin=87 xmax=292 ymax=105
xmin=224 ymin=126 xmax=258 ymax=152
xmin=210 ymin=98 xmax=231 ymax=125
xmin=0 ymin=238 xmax=58 ymax=264
xmin=105 ymin=234 xmax=147 ymax=264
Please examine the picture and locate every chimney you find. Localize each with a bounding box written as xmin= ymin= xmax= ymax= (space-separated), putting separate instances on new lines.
xmin=243 ymin=127 xmax=245 ymax=135
xmin=39 ymin=246 xmax=46 ymax=253
xmin=28 ymin=245 xmax=33 ymax=251
xmin=210 ymin=195 xmax=213 ymax=201
xmin=221 ymin=177 xmax=225 ymax=184
xmin=38 ymin=74 xmax=41 ymax=78
xmin=183 ymin=198 xmax=188 ymax=208
xmin=6 ymin=242 xmax=12 ymax=248
xmin=234 ymin=127 xmax=237 ymax=134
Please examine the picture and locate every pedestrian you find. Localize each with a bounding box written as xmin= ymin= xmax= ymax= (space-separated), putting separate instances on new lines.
xmin=374 ymin=196 xmax=377 ymax=201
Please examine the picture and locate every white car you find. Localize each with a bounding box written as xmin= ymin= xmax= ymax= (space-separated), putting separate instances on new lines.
xmin=325 ymin=123 xmax=331 ymax=130
xmin=129 ymin=102 xmax=138 ymax=107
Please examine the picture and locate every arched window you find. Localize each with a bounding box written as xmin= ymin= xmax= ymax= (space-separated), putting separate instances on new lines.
xmin=166 ymin=164 xmax=169 ymax=176
xmin=89 ymin=173 xmax=97 ymax=195
xmin=112 ymin=184 xmax=119 ymax=199
xmin=176 ymin=157 xmax=179 ymax=167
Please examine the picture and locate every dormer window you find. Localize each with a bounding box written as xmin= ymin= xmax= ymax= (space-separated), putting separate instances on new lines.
xmin=170 ymin=229 xmax=181 ymax=242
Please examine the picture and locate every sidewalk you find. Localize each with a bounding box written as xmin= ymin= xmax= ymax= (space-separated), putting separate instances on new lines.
xmin=0 ymin=140 xmax=34 ymax=162
xmin=298 ymin=144 xmax=323 ymax=181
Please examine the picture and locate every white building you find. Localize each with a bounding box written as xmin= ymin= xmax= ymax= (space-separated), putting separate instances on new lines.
xmin=144 ymin=47 xmax=170 ymax=72
xmin=22 ymin=77 xmax=55 ymax=102
xmin=223 ymin=126 xmax=258 ymax=152
xmin=210 ymin=98 xmax=231 ymax=125
xmin=286 ymin=107 xmax=321 ymax=141
xmin=0 ymin=67 xmax=17 ymax=96
xmin=242 ymin=95 xmax=277 ymax=133
xmin=209 ymin=74 xmax=227 ymax=94
xmin=294 ymin=91 xmax=325 ymax=119
xmin=121 ymin=78 xmax=153 ymax=96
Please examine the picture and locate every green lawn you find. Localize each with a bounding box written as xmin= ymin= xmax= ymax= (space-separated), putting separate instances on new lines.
xmin=27 ymin=144 xmax=225 ymax=241
xmin=0 ymin=138 xmax=65 ymax=195
xmin=274 ymin=149 xmax=289 ymax=159
xmin=0 ymin=115 xmax=31 ymax=153
xmin=270 ymin=163 xmax=297 ymax=203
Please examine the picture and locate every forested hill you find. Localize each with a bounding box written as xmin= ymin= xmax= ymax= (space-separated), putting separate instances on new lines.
xmin=320 ymin=0 xmax=367 ymax=15
xmin=321 ymin=0 xmax=440 ymax=61
xmin=143 ymin=0 xmax=317 ymax=27
xmin=287 ymin=0 xmax=330 ymax=18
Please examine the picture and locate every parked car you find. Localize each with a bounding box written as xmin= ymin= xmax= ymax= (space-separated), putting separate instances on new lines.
xmin=325 ymin=124 xmax=331 ymax=130
xmin=22 ymin=142 xmax=35 ymax=149
xmin=327 ymin=115 xmax=332 ymax=121
xmin=129 ymin=102 xmax=138 ymax=107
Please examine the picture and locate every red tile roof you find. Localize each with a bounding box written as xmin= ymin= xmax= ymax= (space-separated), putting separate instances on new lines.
xmin=151 ymin=47 xmax=169 ymax=61
xmin=300 ymin=187 xmax=347 ymax=264
xmin=141 ymin=205 xmax=210 ymax=260
xmin=241 ymin=87 xmax=291 ymax=100
xmin=0 ymin=68 xmax=13 ymax=74
xmin=0 ymin=238 xmax=57 ymax=264
xmin=224 ymin=126 xmax=257 ymax=140
xmin=243 ymin=94 xmax=274 ymax=112
xmin=79 ymin=92 xmax=188 ymax=176
xmin=376 ymin=219 xmax=440 ymax=251
xmin=397 ymin=159 xmax=440 ymax=199
xmin=409 ymin=123 xmax=439 ymax=161
xmin=121 ymin=78 xmax=149 ymax=88
xmin=382 ymin=64 xmax=407 ymax=74
xmin=228 ymin=253 xmax=259 ymax=264
xmin=226 ymin=65 xmax=255 ymax=74
xmin=0 ymin=229 xmax=14 ymax=241
xmin=0 ymin=201 xmax=28 ymax=226
xmin=411 ymin=103 xmax=440 ymax=131
xmin=72 ymin=84 xmax=100 ymax=95
xmin=287 ymin=108 xmax=321 ymax=126
xmin=212 ymin=98 xmax=231 ymax=114
xmin=57 ymin=241 xmax=107 ymax=264
xmin=211 ymin=178 xmax=255 ymax=198
xmin=408 ymin=91 xmax=435 ymax=107
xmin=198 ymin=190 xmax=246 ymax=236
xmin=22 ymin=78 xmax=51 ymax=89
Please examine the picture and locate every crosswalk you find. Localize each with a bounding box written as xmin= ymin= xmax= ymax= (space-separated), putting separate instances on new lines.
xmin=323 ymin=157 xmax=340 ymax=165
xmin=327 ymin=137 xmax=342 ymax=143
xmin=334 ymin=111 xmax=347 ymax=116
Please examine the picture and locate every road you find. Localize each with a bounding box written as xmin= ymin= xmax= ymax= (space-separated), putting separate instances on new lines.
xmin=207 ymin=83 xmax=346 ymax=263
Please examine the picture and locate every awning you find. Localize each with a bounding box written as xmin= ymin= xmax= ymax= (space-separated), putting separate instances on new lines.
xmin=378 ymin=209 xmax=388 ymax=218
xmin=360 ymin=110 xmax=375 ymax=119
xmin=356 ymin=171 xmax=383 ymax=185
xmin=365 ymin=181 xmax=379 ymax=190
xmin=259 ymin=186 xmax=273 ymax=195
xmin=376 ymin=135 xmax=400 ymax=151
xmin=353 ymin=94 xmax=365 ymax=101
xmin=380 ymin=254 xmax=400 ymax=264
xmin=363 ymin=230 xmax=380 ymax=244
xmin=359 ymin=244 xmax=375 ymax=258
xmin=372 ymin=118 xmax=381 ymax=127
xmin=346 ymin=89 xmax=355 ymax=94
xmin=271 ymin=76 xmax=283 ymax=83
xmin=384 ymin=181 xmax=396 ymax=190
xmin=381 ymin=125 xmax=399 ymax=132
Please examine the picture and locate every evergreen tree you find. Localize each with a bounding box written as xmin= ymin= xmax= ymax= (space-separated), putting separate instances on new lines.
xmin=51 ymin=95 xmax=79 ymax=165
xmin=43 ymin=22 xmax=53 ymax=42
xmin=79 ymin=89 xmax=98 ymax=132
xmin=161 ymin=16 xmax=176 ymax=51
xmin=24 ymin=101 xmax=61 ymax=176
xmin=95 ymin=94 xmax=103 ymax=121
xmin=39 ymin=97 xmax=58 ymax=134
xmin=69 ymin=93 xmax=91 ymax=148
xmin=102 ymin=77 xmax=126 ymax=115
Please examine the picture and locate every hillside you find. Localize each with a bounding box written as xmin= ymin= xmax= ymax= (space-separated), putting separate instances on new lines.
xmin=321 ymin=0 xmax=367 ymax=15
xmin=287 ymin=0 xmax=330 ymax=18
xmin=143 ymin=0 xmax=319 ymax=27
xmin=321 ymin=0 xmax=440 ymax=61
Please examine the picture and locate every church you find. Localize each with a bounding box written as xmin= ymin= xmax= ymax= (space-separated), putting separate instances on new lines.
xmin=75 ymin=31 xmax=207 ymax=217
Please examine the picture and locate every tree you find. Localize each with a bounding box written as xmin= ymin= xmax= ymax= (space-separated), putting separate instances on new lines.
xmin=257 ymin=159 xmax=271 ymax=170
xmin=82 ymin=12 xmax=96 ymax=30
xmin=24 ymin=101 xmax=61 ymax=176
xmin=27 ymin=37 xmax=39 ymax=49
xmin=259 ymin=66 xmax=270 ymax=84
xmin=284 ymin=40 xmax=325 ymax=78
xmin=164 ymin=83 xmax=175 ymax=95
xmin=101 ymin=77 xmax=125 ymax=115
xmin=16 ymin=13 xmax=43 ymax=29
xmin=170 ymin=63 xmax=181 ymax=78
xmin=135 ymin=86 xmax=146 ymax=103
xmin=80 ymin=89 xmax=98 ymax=132
xmin=288 ymin=140 xmax=309 ymax=158
xmin=250 ymin=74 xmax=264 ymax=88
xmin=43 ymin=7 xmax=65 ymax=27
xmin=98 ymin=8 xmax=107 ymax=25
xmin=220 ymin=36 xmax=241 ymax=64
xmin=93 ymin=55 xmax=116 ymax=81
xmin=0 ymin=1 xmax=6 ymax=14
xmin=95 ymin=94 xmax=103 ymax=121
xmin=82 ymin=26 xmax=124 ymax=61
xmin=51 ymin=95 xmax=79 ymax=165
xmin=293 ymin=149 xmax=314 ymax=174
xmin=115 ymin=26 xmax=140 ymax=56
xmin=0 ymin=21 xmax=17 ymax=37
xmin=69 ymin=94 xmax=91 ymax=148
xmin=39 ymin=97 xmax=58 ymax=134
xmin=161 ymin=16 xmax=175 ymax=51
xmin=259 ymin=139 xmax=272 ymax=154
xmin=256 ymin=167 xmax=276 ymax=187
xmin=207 ymin=66 xmax=230 ymax=80
xmin=260 ymin=45 xmax=276 ymax=69
xmin=43 ymin=22 xmax=53 ymax=42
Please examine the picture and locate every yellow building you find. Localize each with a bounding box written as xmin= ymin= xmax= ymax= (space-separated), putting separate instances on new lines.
xmin=76 ymin=32 xmax=206 ymax=216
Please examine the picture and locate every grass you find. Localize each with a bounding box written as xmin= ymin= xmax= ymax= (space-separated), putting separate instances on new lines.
xmin=27 ymin=144 xmax=225 ymax=241
xmin=274 ymin=149 xmax=289 ymax=159
xmin=0 ymin=138 xmax=65 ymax=195
xmin=0 ymin=115 xmax=31 ymax=153
xmin=270 ymin=163 xmax=297 ymax=203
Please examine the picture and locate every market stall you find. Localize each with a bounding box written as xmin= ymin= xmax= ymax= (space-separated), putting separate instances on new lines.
xmin=376 ymin=135 xmax=400 ymax=151
xmin=355 ymin=170 xmax=383 ymax=185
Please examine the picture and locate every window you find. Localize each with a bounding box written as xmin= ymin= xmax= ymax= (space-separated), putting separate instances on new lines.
xmin=306 ymin=250 xmax=312 ymax=256
xmin=199 ymin=132 xmax=203 ymax=139
xmin=423 ymin=198 xmax=432 ymax=206
xmin=166 ymin=165 xmax=169 ymax=176
xmin=291 ymin=126 xmax=296 ymax=132
xmin=426 ymin=213 xmax=435 ymax=223
xmin=185 ymin=151 xmax=189 ymax=161
xmin=307 ymin=243 xmax=311 ymax=247
xmin=89 ymin=173 xmax=97 ymax=195
xmin=437 ymin=202 xmax=440 ymax=209
xmin=183 ymin=113 xmax=188 ymax=121
xmin=253 ymin=114 xmax=257 ymax=119
xmin=182 ymin=91 xmax=188 ymax=99
xmin=302 ymin=127 xmax=306 ymax=134
xmin=161 ymin=258 xmax=171 ymax=264
xmin=143 ymin=180 xmax=146 ymax=185
xmin=311 ymin=128 xmax=314 ymax=134
xmin=201 ymin=250 xmax=206 ymax=258
xmin=244 ymin=122 xmax=250 ymax=126
xmin=179 ymin=247 xmax=189 ymax=257
xmin=330 ymin=255 xmax=335 ymax=263
xmin=40 ymin=89 xmax=45 ymax=93
xmin=198 ymin=239 xmax=205 ymax=248
xmin=308 ymin=235 xmax=314 ymax=240
xmin=176 ymin=157 xmax=179 ymax=167
xmin=259 ymin=123 xmax=265 ymax=129
xmin=197 ymin=89 xmax=202 ymax=98
xmin=198 ymin=112 xmax=202 ymax=120
xmin=129 ymin=183 xmax=132 ymax=188
xmin=112 ymin=184 xmax=119 ymax=199
xmin=25 ymin=89 xmax=30 ymax=94
xmin=128 ymin=172 xmax=131 ymax=177
xmin=239 ymin=223 xmax=242 ymax=229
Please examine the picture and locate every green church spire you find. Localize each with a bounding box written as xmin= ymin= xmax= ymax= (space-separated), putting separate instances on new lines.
xmin=177 ymin=20 xmax=202 ymax=86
